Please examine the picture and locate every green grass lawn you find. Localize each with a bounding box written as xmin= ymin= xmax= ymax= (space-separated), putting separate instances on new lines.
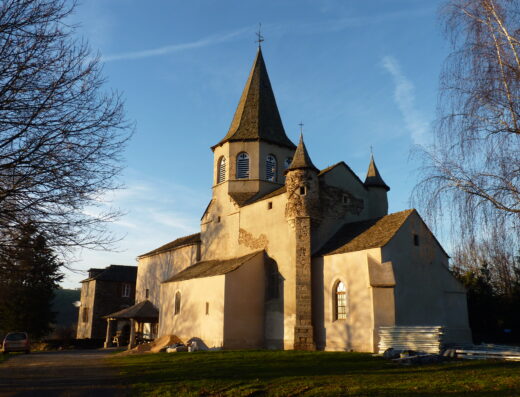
xmin=110 ymin=350 xmax=520 ymax=396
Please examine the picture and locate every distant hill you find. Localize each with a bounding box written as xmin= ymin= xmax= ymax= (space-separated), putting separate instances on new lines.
xmin=52 ymin=288 xmax=80 ymax=327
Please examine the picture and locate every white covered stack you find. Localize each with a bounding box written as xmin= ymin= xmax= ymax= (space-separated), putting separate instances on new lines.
xmin=378 ymin=326 xmax=444 ymax=354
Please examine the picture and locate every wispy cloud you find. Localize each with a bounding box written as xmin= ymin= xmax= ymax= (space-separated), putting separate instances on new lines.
xmin=64 ymin=176 xmax=207 ymax=288
xmin=100 ymin=6 xmax=435 ymax=64
xmin=101 ymin=27 xmax=251 ymax=63
xmin=382 ymin=55 xmax=429 ymax=145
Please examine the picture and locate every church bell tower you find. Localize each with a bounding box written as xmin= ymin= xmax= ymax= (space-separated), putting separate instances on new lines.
xmin=211 ymin=48 xmax=296 ymax=205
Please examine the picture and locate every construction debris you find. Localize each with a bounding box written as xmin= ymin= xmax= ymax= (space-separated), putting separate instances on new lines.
xmin=119 ymin=334 xmax=183 ymax=355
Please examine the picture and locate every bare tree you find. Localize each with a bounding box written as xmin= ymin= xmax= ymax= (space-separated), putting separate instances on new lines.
xmin=451 ymin=225 xmax=520 ymax=295
xmin=414 ymin=0 xmax=520 ymax=244
xmin=0 ymin=0 xmax=131 ymax=257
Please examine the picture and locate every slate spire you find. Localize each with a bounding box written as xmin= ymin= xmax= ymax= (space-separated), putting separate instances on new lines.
xmin=286 ymin=134 xmax=318 ymax=173
xmin=364 ymin=154 xmax=390 ymax=191
xmin=214 ymin=48 xmax=295 ymax=150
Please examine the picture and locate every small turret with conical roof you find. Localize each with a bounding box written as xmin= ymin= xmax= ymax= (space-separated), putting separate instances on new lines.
xmin=284 ymin=135 xmax=320 ymax=221
xmin=285 ymin=134 xmax=319 ymax=174
xmin=285 ymin=134 xmax=318 ymax=351
xmin=364 ymin=154 xmax=390 ymax=191
xmin=211 ymin=47 xmax=296 ymax=206
xmin=364 ymin=154 xmax=389 ymax=217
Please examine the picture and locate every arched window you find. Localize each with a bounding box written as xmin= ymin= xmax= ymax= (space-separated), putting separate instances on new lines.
xmin=266 ymin=154 xmax=277 ymax=182
xmin=236 ymin=152 xmax=250 ymax=179
xmin=335 ymin=281 xmax=347 ymax=320
xmin=284 ymin=157 xmax=293 ymax=170
xmin=174 ymin=291 xmax=181 ymax=315
xmin=217 ymin=156 xmax=226 ymax=183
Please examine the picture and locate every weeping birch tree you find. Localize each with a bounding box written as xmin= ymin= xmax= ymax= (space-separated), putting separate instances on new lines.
xmin=414 ymin=0 xmax=520 ymax=295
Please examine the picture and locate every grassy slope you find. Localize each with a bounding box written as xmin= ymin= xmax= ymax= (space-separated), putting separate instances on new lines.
xmin=110 ymin=350 xmax=520 ymax=396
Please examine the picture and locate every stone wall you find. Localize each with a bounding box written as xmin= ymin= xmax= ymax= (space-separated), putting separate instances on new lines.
xmin=76 ymin=279 xmax=135 ymax=339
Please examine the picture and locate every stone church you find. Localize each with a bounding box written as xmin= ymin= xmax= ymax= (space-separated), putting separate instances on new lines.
xmin=134 ymin=47 xmax=471 ymax=352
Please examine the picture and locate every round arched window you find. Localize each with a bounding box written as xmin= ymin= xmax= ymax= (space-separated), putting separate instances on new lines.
xmin=236 ymin=152 xmax=250 ymax=179
xmin=335 ymin=281 xmax=347 ymax=320
xmin=266 ymin=154 xmax=277 ymax=182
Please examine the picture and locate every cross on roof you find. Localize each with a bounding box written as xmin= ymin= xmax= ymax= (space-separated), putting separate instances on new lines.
xmin=298 ymin=121 xmax=304 ymax=135
xmin=255 ymin=23 xmax=264 ymax=48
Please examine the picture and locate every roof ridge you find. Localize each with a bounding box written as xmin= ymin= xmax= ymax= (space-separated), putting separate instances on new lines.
xmin=315 ymin=209 xmax=415 ymax=256
xmin=138 ymin=232 xmax=201 ymax=258
xmin=164 ymin=250 xmax=264 ymax=283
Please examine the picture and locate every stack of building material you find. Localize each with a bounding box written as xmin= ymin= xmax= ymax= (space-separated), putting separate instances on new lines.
xmin=378 ymin=326 xmax=444 ymax=354
xmin=455 ymin=344 xmax=520 ymax=361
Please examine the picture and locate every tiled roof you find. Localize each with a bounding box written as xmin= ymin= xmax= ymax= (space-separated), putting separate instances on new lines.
xmin=138 ymin=233 xmax=201 ymax=258
xmin=103 ymin=300 xmax=159 ymax=321
xmin=213 ymin=48 xmax=295 ymax=150
xmin=286 ymin=135 xmax=318 ymax=173
xmin=81 ymin=265 xmax=137 ymax=283
xmin=316 ymin=209 xmax=415 ymax=256
xmin=364 ymin=155 xmax=390 ymax=191
xmin=163 ymin=251 xmax=263 ymax=283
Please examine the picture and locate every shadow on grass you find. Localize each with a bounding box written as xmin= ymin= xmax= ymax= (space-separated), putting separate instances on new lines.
xmin=110 ymin=350 xmax=520 ymax=396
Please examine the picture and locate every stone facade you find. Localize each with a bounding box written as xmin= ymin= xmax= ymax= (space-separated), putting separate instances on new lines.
xmin=76 ymin=265 xmax=137 ymax=340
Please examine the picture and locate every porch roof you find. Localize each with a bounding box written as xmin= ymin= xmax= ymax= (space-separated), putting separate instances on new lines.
xmin=103 ymin=300 xmax=159 ymax=322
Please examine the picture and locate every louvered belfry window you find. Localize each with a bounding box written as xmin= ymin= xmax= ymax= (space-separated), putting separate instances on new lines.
xmin=335 ymin=281 xmax=347 ymax=320
xmin=236 ymin=152 xmax=250 ymax=179
xmin=217 ymin=156 xmax=226 ymax=183
xmin=266 ymin=155 xmax=277 ymax=182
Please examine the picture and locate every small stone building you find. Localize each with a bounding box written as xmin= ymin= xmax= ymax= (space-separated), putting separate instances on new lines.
xmin=134 ymin=47 xmax=471 ymax=352
xmin=76 ymin=265 xmax=137 ymax=340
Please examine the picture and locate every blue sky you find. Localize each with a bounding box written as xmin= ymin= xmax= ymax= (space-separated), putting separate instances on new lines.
xmin=64 ymin=0 xmax=448 ymax=288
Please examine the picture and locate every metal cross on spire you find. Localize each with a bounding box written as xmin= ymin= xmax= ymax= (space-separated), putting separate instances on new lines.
xmin=255 ymin=23 xmax=264 ymax=48
xmin=298 ymin=121 xmax=304 ymax=136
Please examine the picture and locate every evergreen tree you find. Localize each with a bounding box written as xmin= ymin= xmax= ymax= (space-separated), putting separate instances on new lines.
xmin=0 ymin=224 xmax=63 ymax=339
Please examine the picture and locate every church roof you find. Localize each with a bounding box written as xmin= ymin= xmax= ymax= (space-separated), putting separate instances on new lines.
xmin=213 ymin=48 xmax=295 ymax=150
xmin=286 ymin=134 xmax=319 ymax=173
xmin=318 ymin=161 xmax=366 ymax=189
xmin=81 ymin=265 xmax=137 ymax=283
xmin=364 ymin=155 xmax=390 ymax=191
xmin=315 ymin=209 xmax=415 ymax=256
xmin=163 ymin=251 xmax=263 ymax=283
xmin=138 ymin=233 xmax=201 ymax=258
xmin=103 ymin=300 xmax=159 ymax=321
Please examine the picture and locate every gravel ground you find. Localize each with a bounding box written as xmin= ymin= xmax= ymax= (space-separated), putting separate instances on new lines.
xmin=0 ymin=349 xmax=129 ymax=397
